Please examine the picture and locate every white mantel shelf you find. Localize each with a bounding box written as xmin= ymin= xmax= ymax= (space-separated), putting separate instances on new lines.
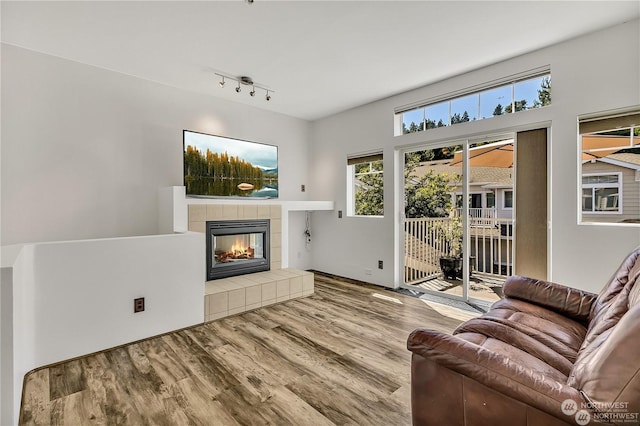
xmin=185 ymin=198 xmax=334 ymax=212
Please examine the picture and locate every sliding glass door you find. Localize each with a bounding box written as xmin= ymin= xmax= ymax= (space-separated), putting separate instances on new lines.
xmin=402 ymin=134 xmax=515 ymax=303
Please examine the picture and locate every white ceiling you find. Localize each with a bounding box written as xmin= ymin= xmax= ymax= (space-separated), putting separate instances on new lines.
xmin=2 ymin=1 xmax=639 ymax=121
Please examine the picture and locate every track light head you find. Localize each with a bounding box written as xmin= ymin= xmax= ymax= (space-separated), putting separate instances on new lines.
xmin=235 ymin=83 xmax=241 ymax=93
xmin=265 ymin=91 xmax=271 ymax=101
xmin=219 ymin=76 xmax=225 ymax=87
xmin=250 ymin=86 xmax=256 ymax=97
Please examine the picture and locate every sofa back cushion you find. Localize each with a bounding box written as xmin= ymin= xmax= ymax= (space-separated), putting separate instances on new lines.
xmin=567 ymin=304 xmax=640 ymax=415
xmin=567 ymin=248 xmax=640 ymax=413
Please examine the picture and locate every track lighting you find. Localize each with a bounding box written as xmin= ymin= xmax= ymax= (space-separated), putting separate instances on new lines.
xmin=215 ymin=72 xmax=274 ymax=103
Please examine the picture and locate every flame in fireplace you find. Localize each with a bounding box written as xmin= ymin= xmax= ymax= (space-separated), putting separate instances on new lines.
xmin=215 ymin=237 xmax=255 ymax=263
xmin=230 ymin=240 xmax=251 ymax=257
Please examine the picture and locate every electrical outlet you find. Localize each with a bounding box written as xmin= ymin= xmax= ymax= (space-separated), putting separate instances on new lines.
xmin=134 ymin=297 xmax=145 ymax=313
xmin=301 ymin=184 xmax=306 ymax=192
xmin=338 ymin=210 xmax=343 ymax=218
xmin=378 ymin=260 xmax=383 ymax=269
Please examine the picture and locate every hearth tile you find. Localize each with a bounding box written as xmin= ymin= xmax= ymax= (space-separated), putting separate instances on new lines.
xmin=210 ymin=293 xmax=228 ymax=314
xmin=204 ymin=297 xmax=210 ymax=318
xmin=188 ymin=221 xmax=205 ymax=233
xmin=257 ymin=205 xmax=270 ymax=219
xmin=223 ymin=280 xmax=246 ymax=290
xmin=209 ymin=311 xmax=228 ymax=321
xmin=188 ymin=204 xmax=206 ymax=222
xmin=206 ymin=204 xmax=223 ymax=220
xmin=262 ymin=282 xmax=276 ymax=301
xmin=245 ymin=302 xmax=261 ymax=311
xmin=259 ymin=271 xmax=279 ymax=280
xmin=272 ymin=270 xmax=297 ymax=279
xmin=205 ymin=281 xmax=227 ymax=294
xmin=261 ymin=298 xmax=276 ymax=307
xmin=303 ymin=290 xmax=314 ymax=297
xmin=228 ymin=306 xmax=245 ymax=316
xmin=290 ymin=291 xmax=303 ymax=300
xmin=290 ymin=277 xmax=303 ymax=294
xmin=245 ymin=285 xmax=261 ymax=305
xmin=276 ymin=280 xmax=290 ymax=298
xmin=271 ymin=219 xmax=282 ymax=233
xmin=228 ymin=289 xmax=245 ymax=310
xmin=302 ymin=275 xmax=314 ymax=292
xmin=271 ymin=261 xmax=281 ymax=270
xmin=277 ymin=295 xmax=290 ymax=303
xmin=244 ymin=274 xmax=272 ymax=285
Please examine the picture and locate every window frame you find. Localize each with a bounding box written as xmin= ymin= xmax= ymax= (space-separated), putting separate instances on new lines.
xmin=396 ymin=67 xmax=551 ymax=136
xmin=347 ymin=154 xmax=384 ymax=218
xmin=581 ymin=172 xmax=622 ymax=215
xmin=503 ymin=190 xmax=514 ymax=210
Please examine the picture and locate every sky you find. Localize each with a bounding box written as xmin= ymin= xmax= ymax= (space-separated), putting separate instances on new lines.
xmin=184 ymin=131 xmax=278 ymax=170
xmin=404 ymin=75 xmax=547 ymax=126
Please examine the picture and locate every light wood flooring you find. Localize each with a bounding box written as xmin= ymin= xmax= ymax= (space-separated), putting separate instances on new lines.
xmin=20 ymin=274 xmax=466 ymax=426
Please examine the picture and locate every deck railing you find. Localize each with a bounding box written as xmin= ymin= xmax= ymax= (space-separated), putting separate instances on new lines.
xmin=404 ymin=216 xmax=514 ymax=285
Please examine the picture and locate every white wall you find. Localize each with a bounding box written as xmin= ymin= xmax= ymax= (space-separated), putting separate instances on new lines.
xmin=1 ymin=44 xmax=311 ymax=246
xmin=2 ymin=232 xmax=203 ymax=424
xmin=310 ymin=19 xmax=640 ymax=292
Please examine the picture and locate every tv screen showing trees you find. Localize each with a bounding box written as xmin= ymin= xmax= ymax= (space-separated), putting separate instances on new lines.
xmin=183 ymin=130 xmax=278 ymax=198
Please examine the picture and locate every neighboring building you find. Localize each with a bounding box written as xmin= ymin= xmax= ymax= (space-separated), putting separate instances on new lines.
xmin=581 ymin=152 xmax=640 ymax=223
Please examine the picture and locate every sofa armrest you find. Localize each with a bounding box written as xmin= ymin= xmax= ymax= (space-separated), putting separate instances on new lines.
xmin=502 ymin=275 xmax=597 ymax=323
xmin=407 ymin=328 xmax=583 ymax=421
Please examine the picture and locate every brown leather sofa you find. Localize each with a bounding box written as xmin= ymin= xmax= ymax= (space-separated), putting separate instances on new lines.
xmin=407 ymin=248 xmax=640 ymax=426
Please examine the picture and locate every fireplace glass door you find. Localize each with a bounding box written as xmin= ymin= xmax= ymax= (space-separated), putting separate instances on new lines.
xmin=206 ymin=219 xmax=270 ymax=280
xmin=213 ymin=233 xmax=265 ymax=265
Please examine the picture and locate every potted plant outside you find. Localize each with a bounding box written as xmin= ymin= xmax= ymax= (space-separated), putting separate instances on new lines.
xmin=438 ymin=215 xmax=463 ymax=279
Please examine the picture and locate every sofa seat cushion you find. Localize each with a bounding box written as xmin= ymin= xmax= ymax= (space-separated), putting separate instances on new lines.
xmin=455 ymin=318 xmax=574 ymax=376
xmin=454 ymin=332 xmax=568 ymax=383
xmin=485 ymin=298 xmax=587 ymax=358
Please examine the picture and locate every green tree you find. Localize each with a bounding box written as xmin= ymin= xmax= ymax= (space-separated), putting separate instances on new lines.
xmin=404 ymin=153 xmax=460 ymax=218
xmin=504 ymin=99 xmax=527 ymax=113
xmin=533 ymin=76 xmax=551 ymax=108
xmin=354 ymin=160 xmax=384 ymax=215
xmin=493 ymin=103 xmax=504 ymax=116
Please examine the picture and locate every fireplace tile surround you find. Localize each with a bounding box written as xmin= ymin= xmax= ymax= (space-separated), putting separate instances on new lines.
xmin=188 ymin=203 xmax=282 ymax=270
xmin=188 ymin=203 xmax=313 ymax=322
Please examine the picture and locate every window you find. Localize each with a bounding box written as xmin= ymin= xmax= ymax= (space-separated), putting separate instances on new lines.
xmin=582 ymin=174 xmax=621 ymax=213
xmin=579 ymin=108 xmax=640 ymax=224
xmin=503 ymin=190 xmax=513 ymax=209
xmin=347 ymin=153 xmax=383 ymax=216
xmin=486 ymin=192 xmax=496 ymax=208
xmin=396 ymin=68 xmax=551 ymax=135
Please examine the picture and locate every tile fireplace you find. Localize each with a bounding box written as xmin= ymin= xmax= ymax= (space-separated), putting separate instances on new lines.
xmin=206 ymin=219 xmax=270 ymax=280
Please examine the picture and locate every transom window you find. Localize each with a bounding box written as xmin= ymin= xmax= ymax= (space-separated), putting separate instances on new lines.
xmin=396 ymin=69 xmax=551 ymax=136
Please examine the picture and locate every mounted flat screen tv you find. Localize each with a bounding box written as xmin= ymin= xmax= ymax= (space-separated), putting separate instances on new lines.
xmin=183 ymin=130 xmax=278 ymax=198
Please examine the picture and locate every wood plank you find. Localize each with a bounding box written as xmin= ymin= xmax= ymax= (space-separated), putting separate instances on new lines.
xmin=20 ymin=276 xmax=462 ymax=425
